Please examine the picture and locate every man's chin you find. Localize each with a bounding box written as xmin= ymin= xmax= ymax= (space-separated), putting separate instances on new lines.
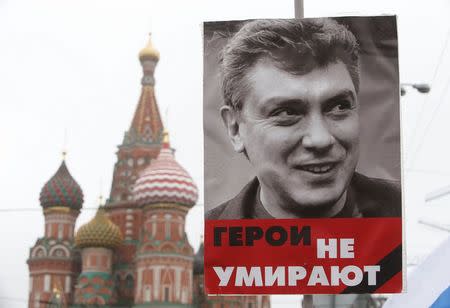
xmin=286 ymin=189 xmax=345 ymax=212
xmin=291 ymin=198 xmax=338 ymax=209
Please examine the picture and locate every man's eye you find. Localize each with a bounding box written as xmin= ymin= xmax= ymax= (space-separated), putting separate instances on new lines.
xmin=269 ymin=108 xmax=302 ymax=125
xmin=271 ymin=108 xmax=299 ymax=117
xmin=329 ymin=100 xmax=353 ymax=114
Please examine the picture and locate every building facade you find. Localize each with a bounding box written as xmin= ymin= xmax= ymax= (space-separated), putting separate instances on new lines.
xmin=27 ymin=36 xmax=270 ymax=308
xmin=28 ymin=159 xmax=83 ymax=307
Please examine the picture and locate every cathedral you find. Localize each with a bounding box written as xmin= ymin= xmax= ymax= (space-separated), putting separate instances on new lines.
xmin=27 ymin=36 xmax=270 ymax=308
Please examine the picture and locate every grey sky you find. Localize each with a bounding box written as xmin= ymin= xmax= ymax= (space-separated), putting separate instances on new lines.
xmin=1 ymin=0 xmax=449 ymax=307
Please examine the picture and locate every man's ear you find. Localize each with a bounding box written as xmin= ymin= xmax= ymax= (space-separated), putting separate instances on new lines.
xmin=220 ymin=105 xmax=245 ymax=153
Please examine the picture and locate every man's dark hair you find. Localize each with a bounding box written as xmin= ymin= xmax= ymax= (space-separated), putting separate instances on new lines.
xmin=220 ymin=18 xmax=360 ymax=110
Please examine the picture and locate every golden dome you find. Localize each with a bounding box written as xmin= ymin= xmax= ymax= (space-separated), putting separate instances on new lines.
xmin=75 ymin=208 xmax=122 ymax=249
xmin=139 ymin=34 xmax=160 ymax=61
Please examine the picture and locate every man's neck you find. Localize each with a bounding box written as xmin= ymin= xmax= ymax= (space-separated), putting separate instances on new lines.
xmin=259 ymin=187 xmax=348 ymax=219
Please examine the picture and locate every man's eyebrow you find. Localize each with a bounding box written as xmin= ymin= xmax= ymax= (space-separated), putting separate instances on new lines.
xmin=324 ymin=89 xmax=356 ymax=104
xmin=260 ymin=97 xmax=307 ymax=111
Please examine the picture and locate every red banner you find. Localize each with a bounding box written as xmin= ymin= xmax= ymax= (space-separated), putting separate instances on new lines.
xmin=205 ymin=218 xmax=402 ymax=294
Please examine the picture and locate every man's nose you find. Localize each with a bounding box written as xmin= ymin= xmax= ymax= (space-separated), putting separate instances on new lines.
xmin=301 ymin=115 xmax=335 ymax=151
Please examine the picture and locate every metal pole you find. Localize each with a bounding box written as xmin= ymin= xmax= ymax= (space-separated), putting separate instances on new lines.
xmin=303 ymin=294 xmax=314 ymax=307
xmin=294 ymin=0 xmax=304 ymax=19
xmin=302 ymin=294 xmax=313 ymax=308
xmin=294 ymin=2 xmax=312 ymax=307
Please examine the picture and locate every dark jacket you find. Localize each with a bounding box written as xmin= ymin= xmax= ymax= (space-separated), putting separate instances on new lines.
xmin=205 ymin=172 xmax=401 ymax=220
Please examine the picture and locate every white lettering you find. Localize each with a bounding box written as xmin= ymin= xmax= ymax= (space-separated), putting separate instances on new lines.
xmin=288 ymin=266 xmax=306 ymax=286
xmin=213 ymin=267 xmax=234 ymax=286
xmin=340 ymin=265 xmax=363 ymax=286
xmin=317 ymin=238 xmax=337 ymax=258
xmin=212 ymin=265 xmax=378 ymax=287
xmin=364 ymin=265 xmax=380 ymax=286
xmin=307 ymin=266 xmax=329 ymax=286
xmin=235 ymin=267 xmax=263 ymax=286
xmin=265 ymin=267 xmax=285 ymax=286
xmin=331 ymin=265 xmax=363 ymax=286
xmin=340 ymin=239 xmax=354 ymax=258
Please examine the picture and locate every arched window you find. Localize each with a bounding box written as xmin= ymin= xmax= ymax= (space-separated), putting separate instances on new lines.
xmin=52 ymin=248 xmax=66 ymax=258
xmin=125 ymin=274 xmax=134 ymax=289
xmin=49 ymin=245 xmax=70 ymax=258
xmin=164 ymin=286 xmax=170 ymax=302
xmin=35 ymin=248 xmax=45 ymax=258
xmin=114 ymin=274 xmax=121 ymax=289
xmin=144 ymin=285 xmax=151 ymax=302
xmin=32 ymin=245 xmax=48 ymax=258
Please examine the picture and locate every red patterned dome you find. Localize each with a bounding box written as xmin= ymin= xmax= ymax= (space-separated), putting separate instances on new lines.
xmin=133 ymin=132 xmax=198 ymax=207
xmin=39 ymin=159 xmax=84 ymax=210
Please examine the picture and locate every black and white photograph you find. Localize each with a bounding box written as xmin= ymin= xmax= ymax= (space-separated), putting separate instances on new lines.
xmin=204 ymin=16 xmax=402 ymax=220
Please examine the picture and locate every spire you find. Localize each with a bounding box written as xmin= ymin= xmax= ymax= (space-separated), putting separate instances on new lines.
xmin=124 ymin=86 xmax=163 ymax=145
xmin=109 ymin=34 xmax=165 ymax=204
xmin=122 ymin=35 xmax=164 ymax=146
xmin=139 ymin=34 xmax=159 ymax=87
xmin=62 ymin=128 xmax=67 ymax=160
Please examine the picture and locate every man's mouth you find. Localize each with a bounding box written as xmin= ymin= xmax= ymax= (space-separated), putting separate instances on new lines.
xmin=297 ymin=162 xmax=338 ymax=174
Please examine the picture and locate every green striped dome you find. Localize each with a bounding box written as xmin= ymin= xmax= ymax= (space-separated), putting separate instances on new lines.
xmin=39 ymin=160 xmax=83 ymax=210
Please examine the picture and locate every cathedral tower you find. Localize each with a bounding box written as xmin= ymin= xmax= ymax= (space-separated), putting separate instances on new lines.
xmin=26 ymin=32 xmax=272 ymax=308
xmin=74 ymin=207 xmax=122 ymax=305
xmin=28 ymin=158 xmax=83 ymax=308
xmin=109 ymin=34 xmax=164 ymax=205
xmin=192 ymin=240 xmax=206 ymax=307
xmin=106 ymin=35 xmax=165 ymax=305
xmin=132 ymin=131 xmax=199 ymax=305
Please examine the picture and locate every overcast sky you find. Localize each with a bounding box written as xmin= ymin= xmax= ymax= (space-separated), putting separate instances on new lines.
xmin=1 ymin=0 xmax=450 ymax=307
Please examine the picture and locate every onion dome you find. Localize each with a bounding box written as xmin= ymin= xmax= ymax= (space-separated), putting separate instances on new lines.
xmin=39 ymin=158 xmax=84 ymax=210
xmin=133 ymin=130 xmax=198 ymax=207
xmin=139 ymin=34 xmax=160 ymax=61
xmin=75 ymin=208 xmax=122 ymax=249
xmin=193 ymin=242 xmax=204 ymax=275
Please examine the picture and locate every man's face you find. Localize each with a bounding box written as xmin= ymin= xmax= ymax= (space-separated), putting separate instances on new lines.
xmin=227 ymin=58 xmax=359 ymax=216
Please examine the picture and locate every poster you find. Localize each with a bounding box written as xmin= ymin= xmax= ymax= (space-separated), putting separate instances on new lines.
xmin=203 ymin=16 xmax=402 ymax=294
